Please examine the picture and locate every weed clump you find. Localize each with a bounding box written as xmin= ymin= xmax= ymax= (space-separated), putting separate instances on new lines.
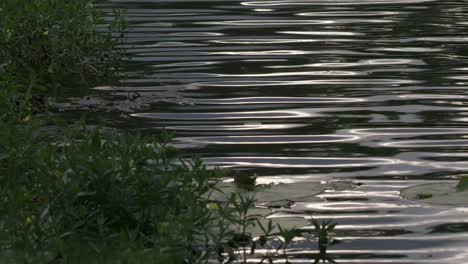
xmin=0 ymin=0 xmax=126 ymax=121
xmin=0 ymin=0 xmax=126 ymax=83
xmin=0 ymin=122 xmax=230 ymax=263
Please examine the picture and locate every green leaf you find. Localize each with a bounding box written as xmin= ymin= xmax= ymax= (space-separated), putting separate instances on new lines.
xmin=326 ymin=223 xmax=337 ymax=232
xmin=457 ymin=176 xmax=468 ymax=192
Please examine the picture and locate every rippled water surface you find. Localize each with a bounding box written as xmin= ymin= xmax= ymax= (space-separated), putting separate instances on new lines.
xmin=89 ymin=0 xmax=468 ymax=262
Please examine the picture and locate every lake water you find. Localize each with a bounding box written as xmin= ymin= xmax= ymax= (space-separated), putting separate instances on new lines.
xmin=90 ymin=0 xmax=468 ymax=262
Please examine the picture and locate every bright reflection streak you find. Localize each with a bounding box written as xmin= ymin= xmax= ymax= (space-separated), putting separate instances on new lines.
xmin=131 ymin=109 xmax=313 ymax=120
xmin=198 ymin=79 xmax=419 ymax=87
xmin=350 ymin=128 xmax=468 ymax=136
xmin=203 ymin=157 xmax=397 ymax=168
xmin=177 ymin=135 xmax=360 ymax=145
xmin=381 ymin=140 xmax=468 ymax=148
xmin=165 ymin=123 xmax=306 ymax=131
xmin=279 ymin=30 xmax=365 ymax=36
xmin=208 ymin=70 xmax=363 ymax=77
xmin=193 ymin=96 xmax=365 ymax=104
xmin=241 ymin=0 xmax=435 ymax=6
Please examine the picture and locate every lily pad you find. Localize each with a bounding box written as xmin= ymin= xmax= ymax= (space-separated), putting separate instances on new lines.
xmin=401 ymin=182 xmax=468 ymax=206
xmin=238 ymin=208 xmax=309 ymax=237
xmin=207 ymin=181 xmax=326 ymax=205
xmin=251 ymin=214 xmax=310 ymax=237
xmin=457 ymin=176 xmax=468 ymax=192
xmin=327 ymin=181 xmax=357 ymax=191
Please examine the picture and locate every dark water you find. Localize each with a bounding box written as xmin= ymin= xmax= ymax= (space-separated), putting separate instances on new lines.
xmin=91 ymin=0 xmax=468 ymax=262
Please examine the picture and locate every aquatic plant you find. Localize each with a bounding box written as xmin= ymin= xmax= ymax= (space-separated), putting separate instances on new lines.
xmin=415 ymin=193 xmax=433 ymax=199
xmin=456 ymin=176 xmax=468 ymax=192
xmin=213 ymin=194 xmax=258 ymax=263
xmin=312 ymin=219 xmax=338 ymax=263
xmin=277 ymin=225 xmax=297 ymax=264
xmin=207 ymin=189 xmax=300 ymax=263
xmin=255 ymin=219 xmax=278 ymax=264
xmin=233 ymin=172 xmax=257 ymax=189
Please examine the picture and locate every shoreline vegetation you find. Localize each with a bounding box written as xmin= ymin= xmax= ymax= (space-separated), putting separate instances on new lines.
xmin=0 ymin=1 xmax=337 ymax=263
xmin=0 ymin=0 xmax=126 ymax=121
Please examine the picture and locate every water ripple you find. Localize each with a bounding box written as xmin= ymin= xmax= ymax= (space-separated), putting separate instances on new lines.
xmin=90 ymin=0 xmax=468 ymax=262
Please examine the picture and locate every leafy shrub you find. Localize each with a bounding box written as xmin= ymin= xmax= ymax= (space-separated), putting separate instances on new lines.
xmin=0 ymin=0 xmax=126 ymax=121
xmin=0 ymin=122 xmax=229 ymax=263
xmin=0 ymin=0 xmax=125 ymax=84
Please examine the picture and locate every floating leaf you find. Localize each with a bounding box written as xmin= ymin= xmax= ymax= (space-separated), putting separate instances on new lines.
xmin=457 ymin=176 xmax=468 ymax=192
xmin=208 ymin=181 xmax=326 ymax=204
xmin=401 ymin=182 xmax=468 ymax=206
